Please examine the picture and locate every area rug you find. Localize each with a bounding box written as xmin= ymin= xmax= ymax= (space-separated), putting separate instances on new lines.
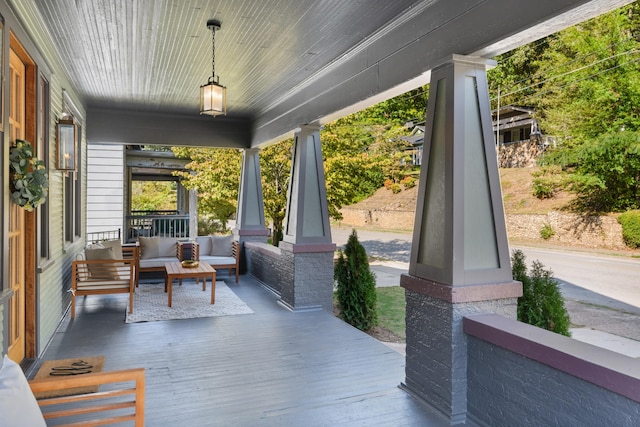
xmin=125 ymin=281 xmax=253 ymax=323
xmin=32 ymin=356 xmax=105 ymax=398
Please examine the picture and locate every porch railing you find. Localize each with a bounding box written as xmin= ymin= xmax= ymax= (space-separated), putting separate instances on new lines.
xmin=125 ymin=211 xmax=190 ymax=242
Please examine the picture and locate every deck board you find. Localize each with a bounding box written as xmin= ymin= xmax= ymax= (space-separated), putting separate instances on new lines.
xmin=35 ymin=274 xmax=450 ymax=426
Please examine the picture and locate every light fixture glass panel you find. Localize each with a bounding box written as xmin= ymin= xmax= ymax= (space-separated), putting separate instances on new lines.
xmin=56 ymin=120 xmax=76 ymax=171
xmin=200 ymin=82 xmax=226 ymax=116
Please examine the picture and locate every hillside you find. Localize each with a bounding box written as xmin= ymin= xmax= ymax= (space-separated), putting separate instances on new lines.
xmin=347 ymin=167 xmax=572 ymax=216
xmin=339 ymin=168 xmax=636 ymax=253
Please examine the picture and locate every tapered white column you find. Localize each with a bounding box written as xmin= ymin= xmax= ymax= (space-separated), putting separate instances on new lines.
xmin=234 ymin=148 xmax=268 ymax=243
xmin=400 ymin=55 xmax=521 ymax=424
xmin=278 ymin=125 xmax=335 ymax=311
xmin=282 ymin=124 xmax=333 ymax=246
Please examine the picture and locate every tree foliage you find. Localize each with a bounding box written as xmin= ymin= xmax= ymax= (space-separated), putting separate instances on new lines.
xmin=172 ymin=147 xmax=242 ymax=230
xmin=570 ymin=131 xmax=640 ymax=212
xmin=334 ymin=230 xmax=377 ymax=331
xmin=489 ymin=4 xmax=640 ymax=148
xmin=260 ymin=141 xmax=292 ymax=245
xmin=131 ymin=181 xmax=176 ymax=212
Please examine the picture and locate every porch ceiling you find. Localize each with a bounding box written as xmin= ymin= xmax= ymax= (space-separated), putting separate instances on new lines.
xmin=21 ymin=0 xmax=633 ymax=148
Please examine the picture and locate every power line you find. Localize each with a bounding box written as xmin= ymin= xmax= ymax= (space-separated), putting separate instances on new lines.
xmin=493 ymin=48 xmax=640 ymax=101
xmin=500 ymin=56 xmax=640 ymax=109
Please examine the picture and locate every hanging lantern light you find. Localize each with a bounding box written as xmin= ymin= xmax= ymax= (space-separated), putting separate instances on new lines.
xmin=200 ymin=19 xmax=226 ymax=116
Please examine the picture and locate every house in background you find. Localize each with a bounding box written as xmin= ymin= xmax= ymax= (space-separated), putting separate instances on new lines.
xmin=492 ymin=105 xmax=540 ymax=145
xmin=492 ymin=105 xmax=556 ymax=167
xmin=86 ymin=144 xmax=197 ymax=242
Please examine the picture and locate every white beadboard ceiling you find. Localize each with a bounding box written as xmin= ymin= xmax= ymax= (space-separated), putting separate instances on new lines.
xmin=34 ymin=0 xmax=425 ymax=115
xmin=24 ymin=0 xmax=633 ymax=147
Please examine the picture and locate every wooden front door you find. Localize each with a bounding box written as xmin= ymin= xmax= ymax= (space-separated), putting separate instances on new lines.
xmin=7 ymin=49 xmax=27 ymax=362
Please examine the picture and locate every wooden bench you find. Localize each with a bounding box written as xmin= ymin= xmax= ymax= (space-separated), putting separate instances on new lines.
xmin=29 ymin=368 xmax=145 ymax=426
xmin=71 ymin=248 xmax=137 ymax=318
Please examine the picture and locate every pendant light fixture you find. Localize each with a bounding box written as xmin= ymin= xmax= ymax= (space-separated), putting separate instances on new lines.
xmin=200 ymin=19 xmax=227 ymax=116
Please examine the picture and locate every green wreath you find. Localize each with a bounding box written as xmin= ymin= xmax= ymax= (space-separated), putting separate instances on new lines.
xmin=10 ymin=139 xmax=49 ymax=211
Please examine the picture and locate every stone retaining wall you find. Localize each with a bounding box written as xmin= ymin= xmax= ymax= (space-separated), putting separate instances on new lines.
xmin=338 ymin=208 xmax=629 ymax=251
xmin=497 ymin=139 xmax=544 ymax=168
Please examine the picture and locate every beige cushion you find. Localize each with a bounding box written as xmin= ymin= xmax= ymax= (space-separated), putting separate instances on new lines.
xmin=210 ymin=235 xmax=233 ymax=257
xmin=0 ymin=355 xmax=47 ymax=427
xmin=139 ymin=237 xmax=177 ymax=260
xmin=99 ymin=239 xmax=123 ymax=260
xmin=85 ymin=247 xmax=119 ymax=279
xmin=85 ymin=246 xmax=115 ymax=261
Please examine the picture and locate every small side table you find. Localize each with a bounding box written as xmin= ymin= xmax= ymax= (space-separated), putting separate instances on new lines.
xmin=164 ymin=262 xmax=216 ymax=307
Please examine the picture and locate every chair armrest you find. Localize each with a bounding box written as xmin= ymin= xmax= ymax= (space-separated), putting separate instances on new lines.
xmin=30 ymin=368 xmax=145 ymax=426
xmin=178 ymin=241 xmax=198 ymax=261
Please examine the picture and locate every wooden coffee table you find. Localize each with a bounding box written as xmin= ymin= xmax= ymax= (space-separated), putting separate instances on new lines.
xmin=164 ymin=262 xmax=216 ymax=307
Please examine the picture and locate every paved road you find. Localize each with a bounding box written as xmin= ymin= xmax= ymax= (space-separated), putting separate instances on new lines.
xmin=331 ymin=225 xmax=640 ymax=345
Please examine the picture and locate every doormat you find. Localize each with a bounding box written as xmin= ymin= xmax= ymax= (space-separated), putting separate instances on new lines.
xmin=32 ymin=356 xmax=105 ymax=399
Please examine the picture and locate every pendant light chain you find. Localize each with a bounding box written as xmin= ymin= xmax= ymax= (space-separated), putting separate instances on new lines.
xmin=211 ymin=24 xmax=216 ymax=84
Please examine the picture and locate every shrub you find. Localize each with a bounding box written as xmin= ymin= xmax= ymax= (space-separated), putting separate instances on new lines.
xmin=389 ymin=183 xmax=402 ymax=194
xmin=540 ymin=223 xmax=555 ymax=240
xmin=334 ymin=230 xmax=378 ymax=331
xmin=531 ymin=166 xmax=566 ymax=199
xmin=511 ymin=250 xmax=571 ymax=336
xmin=618 ymin=210 xmax=640 ymax=248
xmin=532 ymin=177 xmax=558 ymax=199
xmin=401 ymin=176 xmax=416 ymax=189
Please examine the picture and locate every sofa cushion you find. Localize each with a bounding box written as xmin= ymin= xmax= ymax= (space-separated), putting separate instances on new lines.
xmin=210 ymin=235 xmax=233 ymax=257
xmin=0 ymin=355 xmax=47 ymax=427
xmin=199 ymin=255 xmax=236 ymax=267
xmin=140 ymin=237 xmax=177 ymax=260
xmin=139 ymin=257 xmax=179 ymax=269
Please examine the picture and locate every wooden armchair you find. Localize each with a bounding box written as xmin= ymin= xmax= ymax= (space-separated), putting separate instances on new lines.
xmin=29 ymin=368 xmax=145 ymax=426
xmin=71 ymin=247 xmax=137 ymax=318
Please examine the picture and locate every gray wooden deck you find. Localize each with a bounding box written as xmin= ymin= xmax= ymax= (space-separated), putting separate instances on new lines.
xmin=34 ymin=274 xmax=449 ymax=426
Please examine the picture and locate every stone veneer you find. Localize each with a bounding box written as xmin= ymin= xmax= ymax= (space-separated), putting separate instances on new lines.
xmin=465 ymin=314 xmax=640 ymax=426
xmin=244 ymin=241 xmax=334 ymax=312
xmin=401 ymin=275 xmax=521 ymax=424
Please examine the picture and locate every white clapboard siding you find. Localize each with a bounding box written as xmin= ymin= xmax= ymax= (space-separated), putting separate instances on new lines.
xmin=86 ymin=144 xmax=124 ymax=235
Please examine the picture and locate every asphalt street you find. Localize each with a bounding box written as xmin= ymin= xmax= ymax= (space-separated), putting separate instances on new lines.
xmin=331 ymin=225 xmax=640 ymax=356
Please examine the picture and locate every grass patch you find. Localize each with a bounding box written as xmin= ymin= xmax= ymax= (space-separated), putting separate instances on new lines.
xmin=375 ymin=287 xmax=406 ymax=340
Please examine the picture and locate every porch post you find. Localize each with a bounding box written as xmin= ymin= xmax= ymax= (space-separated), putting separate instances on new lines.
xmin=234 ymin=148 xmax=268 ymax=246
xmin=278 ymin=124 xmax=335 ymax=311
xmin=188 ymin=188 xmax=198 ymax=239
xmin=400 ymin=55 xmax=522 ymax=424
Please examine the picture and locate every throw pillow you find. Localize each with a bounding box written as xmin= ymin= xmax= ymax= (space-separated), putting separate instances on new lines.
xmin=99 ymin=239 xmax=123 ymax=260
xmin=0 ymin=355 xmax=47 ymax=427
xmin=84 ymin=247 xmax=119 ymax=279
xmin=139 ymin=237 xmax=177 ymax=259
xmin=139 ymin=236 xmax=160 ymax=260
xmin=157 ymin=238 xmax=178 ymax=258
xmin=210 ymin=235 xmax=233 ymax=257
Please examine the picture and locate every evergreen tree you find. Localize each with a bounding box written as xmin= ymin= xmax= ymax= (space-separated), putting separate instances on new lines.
xmin=334 ymin=230 xmax=378 ymax=331
xmin=511 ymin=250 xmax=571 ymax=336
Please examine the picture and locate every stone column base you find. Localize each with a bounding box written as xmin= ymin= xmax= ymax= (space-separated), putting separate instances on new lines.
xmin=400 ymin=274 xmax=522 ymax=424
xmin=278 ymin=241 xmax=336 ymax=312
